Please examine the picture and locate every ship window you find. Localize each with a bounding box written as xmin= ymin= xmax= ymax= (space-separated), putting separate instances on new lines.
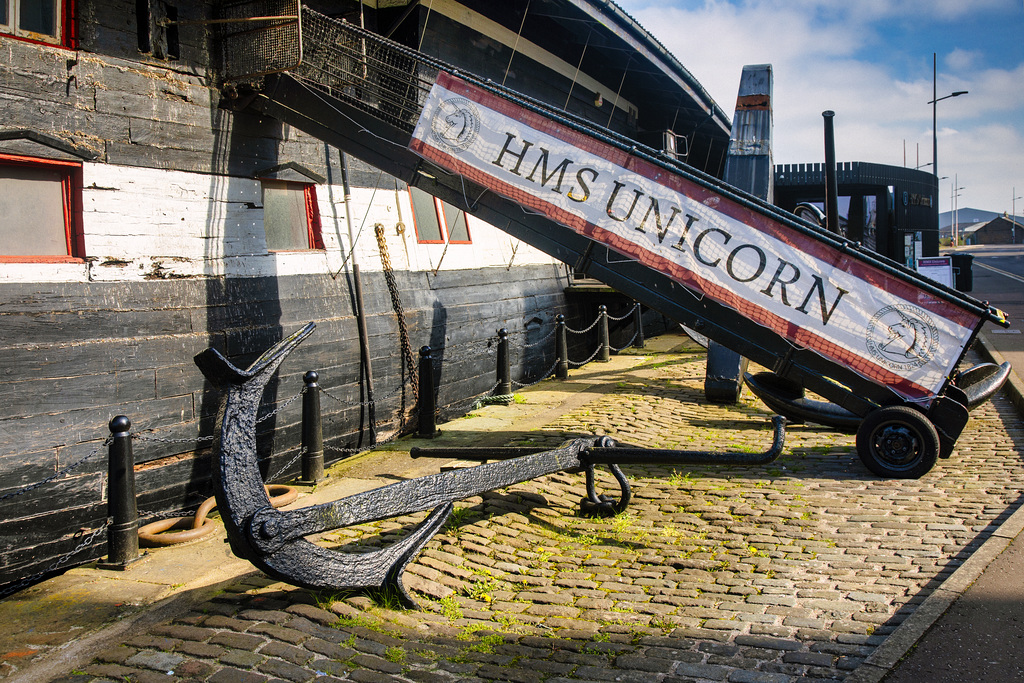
xmin=261 ymin=179 xmax=324 ymax=251
xmin=0 ymin=154 xmax=84 ymax=261
xmin=410 ymin=187 xmax=471 ymax=244
xmin=1 ymin=0 xmax=67 ymax=46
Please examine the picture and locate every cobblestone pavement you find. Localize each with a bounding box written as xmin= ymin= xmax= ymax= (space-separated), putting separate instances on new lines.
xmin=52 ymin=338 xmax=1024 ymax=683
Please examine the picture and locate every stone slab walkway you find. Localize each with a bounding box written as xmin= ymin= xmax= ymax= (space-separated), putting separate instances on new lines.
xmin=5 ymin=332 xmax=1023 ymax=683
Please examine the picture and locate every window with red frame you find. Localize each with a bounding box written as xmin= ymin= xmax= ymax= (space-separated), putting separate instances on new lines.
xmin=0 ymin=154 xmax=84 ymax=261
xmin=261 ymin=179 xmax=324 ymax=251
xmin=410 ymin=187 xmax=470 ymax=244
xmin=1 ymin=0 xmax=75 ymax=46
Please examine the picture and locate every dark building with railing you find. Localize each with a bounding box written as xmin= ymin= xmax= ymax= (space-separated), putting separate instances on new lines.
xmin=774 ymin=162 xmax=939 ymax=267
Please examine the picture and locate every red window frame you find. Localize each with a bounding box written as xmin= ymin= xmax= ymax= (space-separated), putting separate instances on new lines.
xmin=0 ymin=152 xmax=85 ymax=263
xmin=260 ymin=178 xmax=324 ymax=252
xmin=0 ymin=0 xmax=78 ymax=48
xmin=304 ymin=184 xmax=325 ymax=250
xmin=409 ymin=188 xmax=472 ymax=245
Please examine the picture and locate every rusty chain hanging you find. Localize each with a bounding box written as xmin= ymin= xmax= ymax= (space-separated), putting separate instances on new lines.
xmin=375 ymin=224 xmax=419 ymax=423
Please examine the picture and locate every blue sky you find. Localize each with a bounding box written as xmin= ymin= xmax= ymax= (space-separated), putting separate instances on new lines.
xmin=616 ymin=0 xmax=1024 ymax=215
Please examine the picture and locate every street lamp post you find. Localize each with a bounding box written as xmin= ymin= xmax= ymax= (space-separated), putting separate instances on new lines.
xmin=1013 ymin=188 xmax=1023 ymax=245
xmin=951 ymin=177 xmax=965 ymax=245
xmin=929 ymin=53 xmax=969 ymax=183
xmin=929 ymin=53 xmax=968 ymax=240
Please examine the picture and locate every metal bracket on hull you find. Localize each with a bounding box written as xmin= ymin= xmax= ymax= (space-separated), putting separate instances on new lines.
xmin=195 ymin=323 xmax=787 ymax=606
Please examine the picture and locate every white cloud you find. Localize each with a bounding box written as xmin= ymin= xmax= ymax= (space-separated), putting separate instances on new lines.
xmin=886 ymin=0 xmax=1011 ymax=21
xmin=616 ymin=0 xmax=1024 ymax=213
xmin=946 ymin=49 xmax=984 ymax=73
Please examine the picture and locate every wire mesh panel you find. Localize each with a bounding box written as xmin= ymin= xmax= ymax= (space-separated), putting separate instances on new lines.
xmin=292 ymin=9 xmax=437 ymax=134
xmin=218 ymin=3 xmax=438 ymax=132
xmin=218 ymin=0 xmax=302 ymax=83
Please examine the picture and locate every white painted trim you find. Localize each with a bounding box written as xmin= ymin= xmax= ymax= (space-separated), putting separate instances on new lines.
xmin=0 ymin=162 xmax=559 ymax=283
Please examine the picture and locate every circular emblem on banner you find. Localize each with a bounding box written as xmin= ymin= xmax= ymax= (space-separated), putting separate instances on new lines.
xmin=430 ymin=97 xmax=481 ymax=153
xmin=865 ymin=304 xmax=940 ymax=372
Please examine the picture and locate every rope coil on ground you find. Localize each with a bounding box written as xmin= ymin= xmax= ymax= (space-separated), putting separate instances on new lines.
xmin=138 ymin=485 xmax=298 ymax=547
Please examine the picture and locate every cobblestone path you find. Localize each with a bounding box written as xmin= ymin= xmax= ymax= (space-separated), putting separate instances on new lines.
xmin=60 ymin=340 xmax=1024 ymax=683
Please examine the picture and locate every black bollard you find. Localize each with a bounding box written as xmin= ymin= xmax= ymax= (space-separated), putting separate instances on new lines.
xmin=633 ymin=303 xmax=645 ymax=349
xmin=555 ymin=314 xmax=569 ymax=379
xmin=598 ymin=305 xmax=610 ymax=361
xmin=496 ymin=328 xmax=512 ymax=396
xmin=100 ymin=415 xmax=140 ymax=569
xmin=301 ymin=371 xmax=325 ymax=483
xmin=417 ymin=346 xmax=438 ymax=438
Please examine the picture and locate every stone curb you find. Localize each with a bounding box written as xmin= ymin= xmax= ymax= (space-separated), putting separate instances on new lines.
xmin=11 ymin=575 xmax=255 ymax=683
xmin=845 ymin=333 xmax=1024 ymax=683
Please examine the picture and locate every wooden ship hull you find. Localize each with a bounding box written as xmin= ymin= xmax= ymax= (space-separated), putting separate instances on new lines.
xmin=0 ymin=0 xmax=730 ymax=590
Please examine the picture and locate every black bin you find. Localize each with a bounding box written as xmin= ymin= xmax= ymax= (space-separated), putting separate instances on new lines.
xmin=950 ymin=253 xmax=974 ymax=292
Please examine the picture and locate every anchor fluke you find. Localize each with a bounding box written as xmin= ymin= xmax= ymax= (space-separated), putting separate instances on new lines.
xmin=254 ymin=502 xmax=453 ymax=608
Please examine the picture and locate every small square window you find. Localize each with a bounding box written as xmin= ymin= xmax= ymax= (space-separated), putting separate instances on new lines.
xmin=261 ymin=179 xmax=324 ymax=251
xmin=0 ymin=154 xmax=83 ymax=261
xmin=410 ymin=187 xmax=471 ymax=244
xmin=1 ymin=0 xmax=69 ymax=46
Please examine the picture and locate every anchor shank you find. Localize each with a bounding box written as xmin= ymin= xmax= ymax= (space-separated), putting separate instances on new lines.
xmin=249 ymin=437 xmax=595 ymax=552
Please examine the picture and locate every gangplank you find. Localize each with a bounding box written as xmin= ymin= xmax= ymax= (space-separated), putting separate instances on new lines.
xmin=217 ymin=5 xmax=1007 ymax=475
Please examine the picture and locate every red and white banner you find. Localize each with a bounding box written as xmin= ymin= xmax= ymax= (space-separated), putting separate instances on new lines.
xmin=410 ymin=72 xmax=981 ymax=403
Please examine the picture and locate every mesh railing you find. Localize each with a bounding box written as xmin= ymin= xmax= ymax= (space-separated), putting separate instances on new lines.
xmin=220 ymin=2 xmax=438 ymax=133
xmin=218 ymin=0 xmax=302 ymax=82
xmin=293 ymin=10 xmax=437 ymax=133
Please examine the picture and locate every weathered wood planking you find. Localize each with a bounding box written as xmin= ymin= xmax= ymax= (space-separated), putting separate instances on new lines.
xmin=0 ymin=0 xmax=670 ymax=590
xmin=0 ymin=262 xmax=580 ymax=585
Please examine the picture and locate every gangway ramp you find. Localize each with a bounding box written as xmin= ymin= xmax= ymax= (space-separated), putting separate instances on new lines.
xmin=218 ymin=5 xmax=1008 ymax=477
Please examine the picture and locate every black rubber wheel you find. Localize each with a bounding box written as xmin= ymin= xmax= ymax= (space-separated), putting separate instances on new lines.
xmin=856 ymin=406 xmax=940 ymax=479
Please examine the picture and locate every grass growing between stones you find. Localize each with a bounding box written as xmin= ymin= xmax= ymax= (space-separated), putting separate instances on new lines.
xmin=384 ymin=646 xmax=406 ymax=663
xmin=438 ymin=595 xmax=463 ymax=622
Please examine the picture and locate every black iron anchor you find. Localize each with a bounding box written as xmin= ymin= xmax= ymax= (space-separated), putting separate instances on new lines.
xmin=195 ymin=323 xmax=454 ymax=605
xmin=195 ymin=322 xmax=786 ymax=607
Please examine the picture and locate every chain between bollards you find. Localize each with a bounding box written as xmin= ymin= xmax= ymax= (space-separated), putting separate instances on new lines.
xmin=301 ymin=371 xmax=325 ymax=484
xmin=99 ymin=415 xmax=140 ymax=570
xmin=633 ymin=303 xmax=645 ymax=348
xmin=302 ymin=304 xmax=636 ymax=448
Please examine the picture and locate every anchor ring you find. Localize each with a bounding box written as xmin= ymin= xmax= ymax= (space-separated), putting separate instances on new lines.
xmin=138 ymin=484 xmax=298 ymax=547
xmin=579 ymin=462 xmax=632 ymax=517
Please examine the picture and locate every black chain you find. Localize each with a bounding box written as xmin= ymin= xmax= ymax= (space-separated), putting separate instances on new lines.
xmin=0 ymin=521 xmax=109 ymax=599
xmin=0 ymin=439 xmax=110 ymax=503
xmin=607 ymin=303 xmax=640 ymax=322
